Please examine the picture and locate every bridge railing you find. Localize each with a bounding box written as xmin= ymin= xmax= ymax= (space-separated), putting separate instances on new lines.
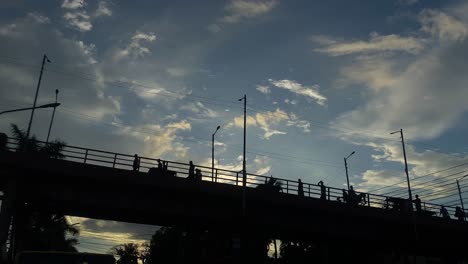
xmin=4 ymin=137 xmax=463 ymax=219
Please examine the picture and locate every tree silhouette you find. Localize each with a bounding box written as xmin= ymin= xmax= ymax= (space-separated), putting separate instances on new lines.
xmin=9 ymin=124 xmax=77 ymax=252
xmin=113 ymin=243 xmax=141 ymax=264
xmin=10 ymin=124 xmax=65 ymax=158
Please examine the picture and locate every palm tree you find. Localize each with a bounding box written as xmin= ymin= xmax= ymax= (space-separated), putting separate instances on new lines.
xmin=10 ymin=124 xmax=65 ymax=159
xmin=256 ymin=176 xmax=283 ymax=193
xmin=9 ymin=124 xmax=77 ymax=252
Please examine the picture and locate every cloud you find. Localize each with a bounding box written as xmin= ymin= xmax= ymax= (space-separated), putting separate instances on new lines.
xmin=63 ymin=11 xmax=92 ymax=32
xmin=312 ymin=32 xmax=425 ymax=56
xmin=26 ymin=13 xmax=50 ymax=24
xmin=256 ymin=85 xmax=270 ymax=94
xmin=419 ymin=9 xmax=468 ymax=42
xmin=206 ymin=23 xmax=221 ymax=33
xmin=95 ymin=1 xmax=112 ymax=17
xmin=268 ymin=79 xmax=327 ymax=106
xmin=222 ymin=0 xmax=278 ymax=23
xmin=180 ymin=102 xmax=218 ymax=119
xmin=325 ymin=5 xmax=468 ymax=141
xmin=119 ymin=120 xmax=191 ymax=159
xmin=228 ymin=108 xmax=310 ymax=139
xmin=62 ymin=0 xmax=112 ymax=32
xmin=62 ymin=0 xmax=86 ymax=9
xmin=113 ymin=31 xmax=157 ymax=60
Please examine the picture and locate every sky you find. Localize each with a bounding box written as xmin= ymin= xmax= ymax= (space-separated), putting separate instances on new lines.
xmin=2 ymin=0 xmax=468 ymax=253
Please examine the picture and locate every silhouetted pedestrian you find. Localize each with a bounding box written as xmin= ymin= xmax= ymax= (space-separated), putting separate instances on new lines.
xmin=298 ymin=179 xmax=304 ymax=196
xmin=133 ymin=154 xmax=140 ymax=172
xmin=318 ymin=181 xmax=326 ymax=200
xmin=455 ymin=206 xmax=465 ymax=221
xmin=440 ymin=206 xmax=450 ymax=219
xmin=195 ymin=169 xmax=203 ymax=182
xmin=348 ymin=185 xmax=357 ymax=201
xmin=188 ymin=161 xmax=195 ymax=179
xmin=413 ymin=195 xmax=422 ymax=214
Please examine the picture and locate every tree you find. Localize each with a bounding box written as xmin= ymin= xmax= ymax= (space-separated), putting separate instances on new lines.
xmin=9 ymin=124 xmax=77 ymax=252
xmin=10 ymin=124 xmax=65 ymax=159
xmin=113 ymin=243 xmax=141 ymax=264
xmin=256 ymin=176 xmax=283 ymax=192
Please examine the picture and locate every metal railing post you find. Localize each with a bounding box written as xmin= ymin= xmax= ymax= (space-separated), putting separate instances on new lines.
xmin=84 ymin=149 xmax=89 ymax=164
xmin=327 ymin=187 xmax=330 ymax=201
xmin=236 ymin=172 xmax=239 ymax=186
xmin=215 ymin=169 xmax=218 ymax=182
xmin=308 ymin=184 xmax=311 ymax=197
xmin=113 ymin=153 xmax=117 ymax=168
xmin=367 ymin=194 xmax=371 ymax=206
xmin=286 ymin=181 xmax=289 ymax=194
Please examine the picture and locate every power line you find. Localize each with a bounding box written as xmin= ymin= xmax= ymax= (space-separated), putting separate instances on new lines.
xmin=369 ymin=161 xmax=468 ymax=193
xmin=381 ymin=170 xmax=468 ymax=197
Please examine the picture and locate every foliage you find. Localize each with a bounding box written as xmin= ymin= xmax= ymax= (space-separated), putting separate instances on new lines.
xmin=9 ymin=124 xmax=76 ymax=252
xmin=10 ymin=123 xmax=66 ymax=159
xmin=23 ymin=211 xmax=79 ymax=252
xmin=113 ymin=243 xmax=141 ymax=264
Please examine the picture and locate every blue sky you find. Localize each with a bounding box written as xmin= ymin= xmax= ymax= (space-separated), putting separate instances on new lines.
xmin=1 ymin=0 xmax=468 ymax=252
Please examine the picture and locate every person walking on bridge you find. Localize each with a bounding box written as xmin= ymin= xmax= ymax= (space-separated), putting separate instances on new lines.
xmin=133 ymin=154 xmax=140 ymax=172
xmin=413 ymin=195 xmax=422 ymax=214
xmin=318 ymin=181 xmax=326 ymax=200
xmin=298 ymin=179 xmax=304 ymax=197
xmin=188 ymin=161 xmax=195 ymax=180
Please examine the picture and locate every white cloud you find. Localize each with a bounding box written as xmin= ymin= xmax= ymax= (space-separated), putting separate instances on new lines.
xmin=64 ymin=11 xmax=92 ymax=32
xmin=180 ymin=102 xmax=218 ymax=118
xmin=0 ymin=24 xmax=17 ymax=37
xmin=26 ymin=13 xmax=50 ymax=24
xmin=222 ymin=0 xmax=278 ymax=23
xmin=228 ymin=108 xmax=311 ymax=139
xmin=256 ymin=85 xmax=270 ymax=94
xmin=326 ymin=5 xmax=468 ymax=141
xmin=95 ymin=1 xmax=112 ymax=17
xmin=62 ymin=0 xmax=86 ymax=9
xmin=119 ymin=120 xmax=191 ymax=159
xmin=206 ymin=23 xmax=221 ymax=33
xmin=62 ymin=0 xmax=112 ymax=32
xmin=268 ymin=79 xmax=327 ymax=106
xmin=113 ymin=31 xmax=157 ymax=60
xmin=419 ymin=9 xmax=468 ymax=42
xmin=312 ymin=32 xmax=425 ymax=56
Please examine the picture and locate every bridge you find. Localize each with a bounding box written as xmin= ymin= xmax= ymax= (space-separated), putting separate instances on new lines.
xmin=1 ymin=138 xmax=468 ymax=262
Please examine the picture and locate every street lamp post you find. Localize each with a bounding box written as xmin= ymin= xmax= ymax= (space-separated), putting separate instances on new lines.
xmin=238 ymin=95 xmax=247 ymax=217
xmin=212 ymin=125 xmax=220 ymax=182
xmin=0 ymin=103 xmax=60 ymax=116
xmin=457 ymin=174 xmax=468 ymax=220
xmin=26 ymin=54 xmax=51 ymax=138
xmin=344 ymin=151 xmax=355 ymax=190
xmin=46 ymin=89 xmax=59 ymax=143
xmin=390 ymin=128 xmax=413 ymax=211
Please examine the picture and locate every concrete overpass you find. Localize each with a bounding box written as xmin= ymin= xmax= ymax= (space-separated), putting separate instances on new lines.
xmin=1 ymin=142 xmax=468 ymax=262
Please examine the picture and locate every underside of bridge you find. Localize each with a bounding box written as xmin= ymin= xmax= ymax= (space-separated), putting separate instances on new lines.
xmin=1 ymin=151 xmax=468 ymax=263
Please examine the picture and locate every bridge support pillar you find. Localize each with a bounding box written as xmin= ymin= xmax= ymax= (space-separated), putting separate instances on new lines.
xmin=0 ymin=182 xmax=17 ymax=262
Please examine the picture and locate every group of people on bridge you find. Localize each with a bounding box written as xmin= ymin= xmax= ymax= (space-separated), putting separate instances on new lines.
xmin=131 ymin=154 xmax=466 ymax=222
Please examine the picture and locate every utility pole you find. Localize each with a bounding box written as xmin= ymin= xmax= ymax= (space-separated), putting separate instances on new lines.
xmin=344 ymin=151 xmax=355 ymax=190
xmin=457 ymin=175 xmax=468 ymax=220
xmin=212 ymin=125 xmax=220 ymax=181
xmin=26 ymin=54 xmax=50 ymax=138
xmin=391 ymin=129 xmax=413 ymax=211
xmin=46 ymin=89 xmax=59 ymax=143
xmin=238 ymin=95 xmax=247 ymax=217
